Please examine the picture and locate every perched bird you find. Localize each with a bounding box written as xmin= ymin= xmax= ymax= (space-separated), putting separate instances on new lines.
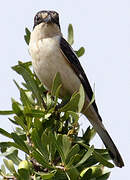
xmin=29 ymin=10 xmax=124 ymax=167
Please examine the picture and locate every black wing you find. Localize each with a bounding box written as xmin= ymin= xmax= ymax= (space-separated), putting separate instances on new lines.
xmin=60 ymin=37 xmax=102 ymax=121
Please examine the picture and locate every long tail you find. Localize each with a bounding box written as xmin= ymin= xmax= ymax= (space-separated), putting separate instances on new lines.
xmin=84 ymin=106 xmax=124 ymax=168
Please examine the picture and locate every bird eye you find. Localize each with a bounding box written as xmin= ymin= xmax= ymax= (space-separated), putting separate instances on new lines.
xmin=51 ymin=12 xmax=57 ymax=17
xmin=36 ymin=15 xmax=41 ymax=22
xmin=41 ymin=13 xmax=48 ymax=19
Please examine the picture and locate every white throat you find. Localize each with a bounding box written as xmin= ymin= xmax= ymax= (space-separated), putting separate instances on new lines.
xmin=30 ymin=23 xmax=62 ymax=42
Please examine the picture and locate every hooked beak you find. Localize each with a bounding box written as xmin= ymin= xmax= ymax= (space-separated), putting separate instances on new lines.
xmin=43 ymin=14 xmax=52 ymax=23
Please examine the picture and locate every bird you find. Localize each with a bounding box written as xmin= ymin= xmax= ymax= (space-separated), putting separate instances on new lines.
xmin=29 ymin=10 xmax=124 ymax=168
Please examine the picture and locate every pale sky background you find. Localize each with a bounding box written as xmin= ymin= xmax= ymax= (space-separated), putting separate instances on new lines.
xmin=0 ymin=0 xmax=130 ymax=179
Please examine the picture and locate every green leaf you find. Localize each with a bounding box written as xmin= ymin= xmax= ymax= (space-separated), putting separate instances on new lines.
xmin=11 ymin=133 xmax=29 ymax=154
xmin=93 ymin=150 xmax=114 ymax=168
xmin=33 ymin=118 xmax=43 ymax=135
xmin=62 ymin=135 xmax=71 ymax=160
xmin=36 ymin=170 xmax=57 ymax=179
xmin=65 ymin=144 xmax=80 ymax=165
xmin=18 ymin=160 xmax=30 ymax=180
xmin=41 ymin=130 xmax=56 ymax=162
xmin=73 ymin=145 xmax=94 ymax=168
xmin=75 ymin=47 xmax=85 ymax=57
xmin=8 ymin=118 xmax=18 ymax=125
xmin=84 ymin=85 xmax=95 ymax=113
xmin=46 ymin=92 xmax=52 ymax=108
xmin=81 ymin=166 xmax=103 ymax=179
xmin=0 ymin=142 xmax=27 ymax=152
xmin=51 ymin=72 xmax=62 ymax=96
xmin=18 ymin=168 xmax=30 ymax=180
xmin=82 ymin=90 xmax=95 ymax=116
xmin=78 ymin=141 xmax=114 ymax=168
xmin=1 ymin=148 xmax=21 ymax=166
xmin=24 ymin=108 xmax=45 ymax=118
xmin=66 ymin=111 xmax=79 ymax=123
xmin=0 ymin=128 xmax=12 ymax=139
xmin=31 ymin=150 xmax=53 ymax=169
xmin=14 ymin=116 xmax=27 ymax=131
xmin=96 ymin=172 xmax=110 ymax=180
xmin=65 ymin=154 xmax=78 ymax=169
xmin=65 ymin=171 xmax=71 ymax=180
xmin=20 ymin=89 xmax=33 ymax=109
xmin=1 ymin=164 xmax=6 ymax=175
xmin=11 ymin=98 xmax=23 ymax=116
xmin=12 ymin=62 xmax=42 ymax=105
xmin=53 ymin=134 xmax=65 ymax=163
xmin=19 ymin=61 xmax=32 ymax=68
xmin=67 ymin=168 xmax=80 ymax=180
xmin=15 ymin=127 xmax=25 ymax=135
xmin=24 ymin=27 xmax=31 ymax=45
xmin=3 ymin=159 xmax=17 ymax=175
xmin=90 ymin=166 xmax=102 ymax=178
xmin=78 ymin=84 xmax=85 ymax=113
xmin=83 ymin=126 xmax=96 ymax=144
xmin=67 ymin=24 xmax=74 ymax=45
xmin=53 ymin=84 xmax=62 ymax=109
xmin=31 ymin=128 xmax=49 ymax=161
xmin=59 ymin=92 xmax=80 ymax=112
xmin=0 ymin=110 xmax=14 ymax=115
xmin=80 ymin=168 xmax=92 ymax=180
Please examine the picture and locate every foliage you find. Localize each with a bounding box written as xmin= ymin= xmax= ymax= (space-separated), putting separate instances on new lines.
xmin=0 ymin=24 xmax=113 ymax=179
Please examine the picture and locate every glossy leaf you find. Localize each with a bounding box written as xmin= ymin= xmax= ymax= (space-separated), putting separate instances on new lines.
xmin=53 ymin=134 xmax=65 ymax=163
xmin=18 ymin=168 xmax=30 ymax=180
xmin=78 ymin=84 xmax=85 ymax=113
xmin=20 ymin=89 xmax=33 ymax=109
xmin=80 ymin=168 xmax=92 ymax=180
xmin=0 ymin=110 xmax=14 ymax=115
xmin=24 ymin=108 xmax=45 ymax=118
xmin=66 ymin=167 xmax=80 ymax=180
xmin=51 ymin=72 xmax=62 ymax=96
xmin=13 ymin=116 xmax=27 ymax=131
xmin=75 ymin=47 xmax=85 ymax=57
xmin=0 ymin=142 xmax=25 ymax=152
xmin=59 ymin=92 xmax=80 ymax=112
xmin=12 ymin=99 xmax=23 ymax=117
xmin=24 ymin=28 xmax=31 ymax=45
xmin=0 ymin=147 xmax=21 ymax=166
xmin=73 ymin=145 xmax=94 ymax=168
xmin=93 ymin=151 xmax=114 ymax=168
xmin=0 ymin=128 xmax=12 ymax=139
xmin=31 ymin=150 xmax=53 ymax=169
xmin=3 ymin=159 xmax=17 ymax=175
xmin=41 ymin=130 xmax=56 ymax=162
xmin=31 ymin=128 xmax=49 ymax=161
xmin=67 ymin=24 xmax=74 ymax=45
xmin=11 ymin=133 xmax=29 ymax=154
xmin=96 ymin=172 xmax=110 ymax=180
xmin=66 ymin=144 xmax=80 ymax=165
xmin=83 ymin=126 xmax=96 ymax=144
xmin=12 ymin=62 xmax=42 ymax=105
xmin=62 ymin=135 xmax=71 ymax=160
xmin=1 ymin=164 xmax=6 ymax=175
xmin=53 ymin=84 xmax=62 ymax=109
xmin=78 ymin=141 xmax=114 ymax=168
xmin=66 ymin=111 xmax=79 ymax=123
xmin=36 ymin=170 xmax=57 ymax=179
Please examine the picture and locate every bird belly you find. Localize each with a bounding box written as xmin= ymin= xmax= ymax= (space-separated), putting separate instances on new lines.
xmin=29 ymin=36 xmax=81 ymax=97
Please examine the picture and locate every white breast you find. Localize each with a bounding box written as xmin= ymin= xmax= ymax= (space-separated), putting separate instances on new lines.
xmin=29 ymin=34 xmax=81 ymax=97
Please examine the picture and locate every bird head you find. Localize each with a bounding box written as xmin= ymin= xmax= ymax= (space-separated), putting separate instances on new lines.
xmin=33 ymin=10 xmax=60 ymax=29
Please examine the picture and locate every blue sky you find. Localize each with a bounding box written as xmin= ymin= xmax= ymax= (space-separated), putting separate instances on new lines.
xmin=0 ymin=0 xmax=130 ymax=179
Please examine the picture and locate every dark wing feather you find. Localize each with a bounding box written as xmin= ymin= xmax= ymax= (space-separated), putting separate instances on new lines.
xmin=60 ymin=37 xmax=102 ymax=121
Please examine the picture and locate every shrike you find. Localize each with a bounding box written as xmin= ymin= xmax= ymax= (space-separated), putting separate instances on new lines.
xmin=29 ymin=10 xmax=124 ymax=167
